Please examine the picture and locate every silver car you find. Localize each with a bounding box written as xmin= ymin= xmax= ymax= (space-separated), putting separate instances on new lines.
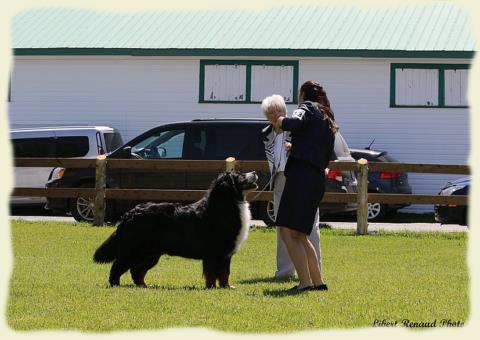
xmin=10 ymin=126 xmax=123 ymax=206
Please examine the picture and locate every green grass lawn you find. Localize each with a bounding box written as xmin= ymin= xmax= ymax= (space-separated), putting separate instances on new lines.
xmin=7 ymin=220 xmax=469 ymax=332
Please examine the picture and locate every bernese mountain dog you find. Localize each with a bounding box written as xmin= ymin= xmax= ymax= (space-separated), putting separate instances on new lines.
xmin=93 ymin=170 xmax=258 ymax=289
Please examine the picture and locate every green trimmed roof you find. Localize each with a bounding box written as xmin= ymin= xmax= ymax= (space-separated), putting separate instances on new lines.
xmin=12 ymin=2 xmax=475 ymax=56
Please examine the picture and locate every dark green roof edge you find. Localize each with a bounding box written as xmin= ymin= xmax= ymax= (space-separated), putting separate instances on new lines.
xmin=13 ymin=48 xmax=475 ymax=59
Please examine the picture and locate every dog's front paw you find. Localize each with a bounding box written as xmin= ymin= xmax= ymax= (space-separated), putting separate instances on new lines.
xmin=219 ymin=284 xmax=236 ymax=289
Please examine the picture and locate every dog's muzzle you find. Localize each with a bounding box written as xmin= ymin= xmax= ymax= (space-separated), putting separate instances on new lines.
xmin=243 ymin=171 xmax=258 ymax=191
xmin=245 ymin=171 xmax=258 ymax=184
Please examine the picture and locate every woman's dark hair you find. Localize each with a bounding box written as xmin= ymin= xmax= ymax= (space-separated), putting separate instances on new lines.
xmin=299 ymin=80 xmax=338 ymax=133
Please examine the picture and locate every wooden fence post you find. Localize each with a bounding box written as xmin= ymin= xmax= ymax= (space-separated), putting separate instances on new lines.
xmin=356 ymin=158 xmax=369 ymax=235
xmin=93 ymin=155 xmax=107 ymax=226
xmin=226 ymin=157 xmax=236 ymax=172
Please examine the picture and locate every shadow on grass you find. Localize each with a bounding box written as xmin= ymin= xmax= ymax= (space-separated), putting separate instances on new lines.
xmin=109 ymin=283 xmax=246 ymax=291
xmin=238 ymin=276 xmax=296 ymax=284
xmin=107 ymin=283 xmax=204 ymax=291
xmin=263 ymin=288 xmax=314 ymax=297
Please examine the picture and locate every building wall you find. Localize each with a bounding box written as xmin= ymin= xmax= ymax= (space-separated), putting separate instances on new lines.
xmin=8 ymin=56 xmax=471 ymax=213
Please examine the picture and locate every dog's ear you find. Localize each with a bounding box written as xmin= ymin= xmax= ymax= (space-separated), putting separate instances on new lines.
xmin=225 ymin=172 xmax=241 ymax=191
xmin=214 ymin=171 xmax=234 ymax=188
xmin=216 ymin=172 xmax=230 ymax=183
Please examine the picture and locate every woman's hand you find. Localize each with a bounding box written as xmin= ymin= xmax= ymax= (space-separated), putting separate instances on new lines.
xmin=274 ymin=115 xmax=284 ymax=131
xmin=284 ymin=142 xmax=292 ymax=155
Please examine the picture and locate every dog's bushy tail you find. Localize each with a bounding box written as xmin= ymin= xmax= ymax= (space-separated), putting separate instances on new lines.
xmin=93 ymin=231 xmax=118 ymax=263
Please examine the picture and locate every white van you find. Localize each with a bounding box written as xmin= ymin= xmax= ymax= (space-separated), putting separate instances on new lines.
xmin=10 ymin=126 xmax=123 ymax=205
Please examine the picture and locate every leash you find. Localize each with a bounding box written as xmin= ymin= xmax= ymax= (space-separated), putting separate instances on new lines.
xmin=248 ymin=175 xmax=273 ymax=202
xmin=248 ymin=131 xmax=286 ymax=202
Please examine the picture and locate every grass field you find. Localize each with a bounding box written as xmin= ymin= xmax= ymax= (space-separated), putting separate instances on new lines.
xmin=7 ymin=220 xmax=469 ymax=332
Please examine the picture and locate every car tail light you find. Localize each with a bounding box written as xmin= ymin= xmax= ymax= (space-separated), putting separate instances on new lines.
xmin=327 ymin=169 xmax=343 ymax=182
xmin=379 ymin=172 xmax=401 ymax=179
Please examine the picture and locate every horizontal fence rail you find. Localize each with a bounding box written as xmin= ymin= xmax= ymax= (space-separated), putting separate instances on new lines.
xmin=13 ymin=158 xmax=271 ymax=172
xmin=12 ymin=157 xmax=470 ymax=233
xmin=13 ymin=158 xmax=472 ymax=174
xmin=11 ymin=188 xmax=359 ymax=203
xmin=14 ymin=158 xmax=98 ymax=168
xmin=11 ymin=188 xmax=468 ymax=206
xmin=364 ymin=163 xmax=470 ymax=175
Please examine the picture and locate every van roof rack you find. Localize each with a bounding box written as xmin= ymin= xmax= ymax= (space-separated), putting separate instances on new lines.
xmin=191 ymin=118 xmax=267 ymax=122
xmin=10 ymin=125 xmax=114 ymax=131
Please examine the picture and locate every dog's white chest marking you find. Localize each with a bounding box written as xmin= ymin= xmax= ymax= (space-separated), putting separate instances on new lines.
xmin=233 ymin=202 xmax=251 ymax=253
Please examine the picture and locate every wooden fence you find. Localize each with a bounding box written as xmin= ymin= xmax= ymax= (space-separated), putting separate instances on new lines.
xmin=12 ymin=157 xmax=470 ymax=234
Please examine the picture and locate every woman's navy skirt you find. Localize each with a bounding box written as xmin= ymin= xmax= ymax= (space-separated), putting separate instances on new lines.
xmin=276 ymin=157 xmax=325 ymax=235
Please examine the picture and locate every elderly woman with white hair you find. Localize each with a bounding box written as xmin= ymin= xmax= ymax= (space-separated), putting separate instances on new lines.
xmin=261 ymin=94 xmax=325 ymax=287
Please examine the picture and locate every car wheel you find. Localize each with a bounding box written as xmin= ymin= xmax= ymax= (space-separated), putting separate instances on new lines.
xmin=367 ymin=202 xmax=387 ymax=221
xmin=257 ymin=201 xmax=276 ymax=227
xmin=69 ymin=183 xmax=116 ymax=223
xmin=70 ymin=194 xmax=94 ymax=222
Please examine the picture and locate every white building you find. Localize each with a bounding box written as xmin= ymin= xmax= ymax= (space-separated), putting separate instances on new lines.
xmin=9 ymin=3 xmax=474 ymax=213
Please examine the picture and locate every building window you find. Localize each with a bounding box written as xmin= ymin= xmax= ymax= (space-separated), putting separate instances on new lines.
xmin=203 ymin=64 xmax=247 ymax=102
xmin=251 ymin=64 xmax=295 ymax=102
xmin=390 ymin=63 xmax=469 ymax=108
xmin=395 ymin=68 xmax=439 ymax=106
xmin=199 ymin=60 xmax=298 ymax=104
xmin=444 ymin=69 xmax=469 ymax=106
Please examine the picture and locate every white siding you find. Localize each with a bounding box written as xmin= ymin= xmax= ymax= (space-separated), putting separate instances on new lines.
xmin=445 ymin=69 xmax=468 ymax=106
xmin=9 ymin=56 xmax=471 ymax=213
xmin=299 ymin=58 xmax=470 ymax=213
xmin=251 ymin=65 xmax=294 ymax=102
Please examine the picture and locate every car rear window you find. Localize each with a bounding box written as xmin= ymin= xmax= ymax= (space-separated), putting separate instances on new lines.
xmin=55 ymin=136 xmax=90 ymax=157
xmin=13 ymin=138 xmax=55 ymax=157
xmin=104 ymin=132 xmax=124 ymax=152
xmin=12 ymin=136 xmax=89 ymax=158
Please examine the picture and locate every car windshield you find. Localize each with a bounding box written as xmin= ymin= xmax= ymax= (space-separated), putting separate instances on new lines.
xmin=377 ymin=153 xmax=398 ymax=162
xmin=131 ymin=130 xmax=185 ymax=159
xmin=104 ymin=132 xmax=124 ymax=152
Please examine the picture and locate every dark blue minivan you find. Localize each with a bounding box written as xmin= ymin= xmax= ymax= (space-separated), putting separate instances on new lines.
xmin=350 ymin=148 xmax=412 ymax=221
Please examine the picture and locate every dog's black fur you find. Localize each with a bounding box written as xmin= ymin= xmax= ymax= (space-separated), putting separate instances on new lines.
xmin=93 ymin=171 xmax=258 ymax=288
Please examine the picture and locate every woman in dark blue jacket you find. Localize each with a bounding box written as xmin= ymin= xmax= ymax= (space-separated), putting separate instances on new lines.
xmin=274 ymin=80 xmax=338 ymax=291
